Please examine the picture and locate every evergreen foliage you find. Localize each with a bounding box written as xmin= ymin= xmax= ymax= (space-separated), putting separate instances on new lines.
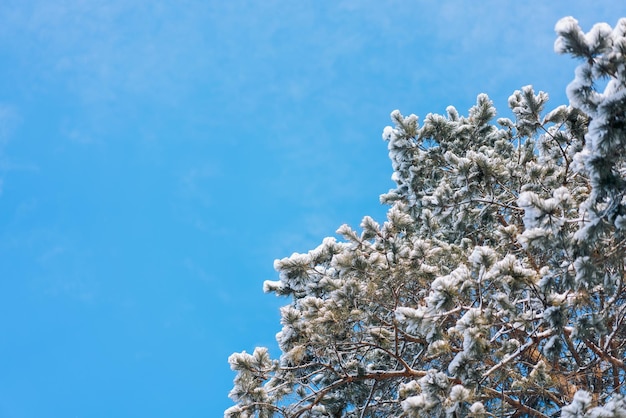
xmin=226 ymin=17 xmax=626 ymax=417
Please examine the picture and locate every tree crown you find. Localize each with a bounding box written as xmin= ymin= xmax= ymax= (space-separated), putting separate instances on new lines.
xmin=226 ymin=17 xmax=626 ymax=418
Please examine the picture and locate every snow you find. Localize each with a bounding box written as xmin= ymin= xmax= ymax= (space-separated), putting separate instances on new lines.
xmin=468 ymin=246 xmax=496 ymax=269
xmin=401 ymin=394 xmax=429 ymax=412
xmin=470 ymin=402 xmax=486 ymax=414
xmin=555 ymin=16 xmax=580 ymax=36
xmin=518 ymin=191 xmax=553 ymax=230
xmin=554 ymin=17 xmax=582 ymax=54
xmin=382 ymin=125 xmax=396 ymax=141
xmin=449 ymin=384 xmax=470 ymax=402
xmin=585 ymin=22 xmax=613 ymax=52
xmin=561 ymin=390 xmax=592 ymax=418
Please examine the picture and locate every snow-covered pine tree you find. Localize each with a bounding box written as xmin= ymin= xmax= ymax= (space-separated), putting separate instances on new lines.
xmin=225 ymin=17 xmax=626 ymax=418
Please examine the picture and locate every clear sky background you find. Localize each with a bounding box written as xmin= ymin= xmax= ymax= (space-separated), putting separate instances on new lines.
xmin=0 ymin=2 xmax=624 ymax=417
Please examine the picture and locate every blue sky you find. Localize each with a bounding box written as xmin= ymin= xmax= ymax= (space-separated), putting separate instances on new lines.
xmin=0 ymin=2 xmax=624 ymax=417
